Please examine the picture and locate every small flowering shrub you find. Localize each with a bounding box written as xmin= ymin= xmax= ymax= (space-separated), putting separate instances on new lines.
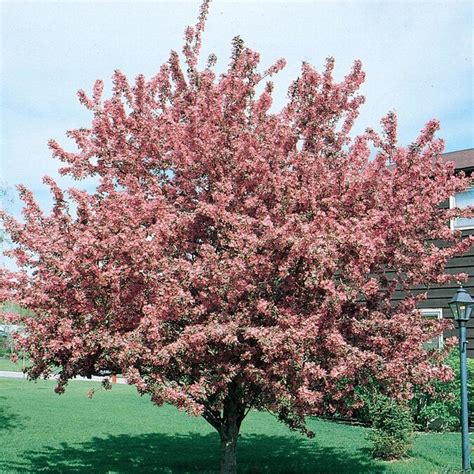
xmin=368 ymin=396 xmax=414 ymax=460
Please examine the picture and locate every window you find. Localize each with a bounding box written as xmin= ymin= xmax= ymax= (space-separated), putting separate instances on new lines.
xmin=420 ymin=309 xmax=443 ymax=350
xmin=450 ymin=186 xmax=474 ymax=230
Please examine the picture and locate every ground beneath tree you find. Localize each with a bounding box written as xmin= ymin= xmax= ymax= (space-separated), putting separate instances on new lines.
xmin=0 ymin=377 xmax=465 ymax=473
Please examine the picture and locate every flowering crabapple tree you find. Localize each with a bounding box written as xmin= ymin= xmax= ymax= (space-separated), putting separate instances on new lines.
xmin=1 ymin=1 xmax=473 ymax=472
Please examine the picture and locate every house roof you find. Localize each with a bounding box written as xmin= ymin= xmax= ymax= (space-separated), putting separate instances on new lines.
xmin=442 ymin=148 xmax=474 ymax=171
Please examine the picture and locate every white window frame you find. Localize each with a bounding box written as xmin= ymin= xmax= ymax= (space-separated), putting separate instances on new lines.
xmin=420 ymin=308 xmax=443 ymax=350
xmin=450 ymin=186 xmax=474 ymax=231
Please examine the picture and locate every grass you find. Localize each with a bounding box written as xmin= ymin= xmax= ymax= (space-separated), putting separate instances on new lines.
xmin=0 ymin=356 xmax=29 ymax=372
xmin=0 ymin=377 xmax=470 ymax=473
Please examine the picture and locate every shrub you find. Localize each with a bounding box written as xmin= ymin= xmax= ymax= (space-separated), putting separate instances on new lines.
xmin=368 ymin=396 xmax=414 ymax=460
xmin=350 ymin=350 xmax=461 ymax=433
xmin=0 ymin=333 xmax=13 ymax=357
xmin=410 ymin=350 xmax=460 ymax=432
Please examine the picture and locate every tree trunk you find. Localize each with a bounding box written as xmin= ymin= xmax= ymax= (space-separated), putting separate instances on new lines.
xmin=218 ymin=382 xmax=246 ymax=474
xmin=202 ymin=383 xmax=246 ymax=473
xmin=219 ymin=420 xmax=239 ymax=474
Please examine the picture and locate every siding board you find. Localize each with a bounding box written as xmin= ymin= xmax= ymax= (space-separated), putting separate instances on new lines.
xmin=421 ymin=150 xmax=474 ymax=356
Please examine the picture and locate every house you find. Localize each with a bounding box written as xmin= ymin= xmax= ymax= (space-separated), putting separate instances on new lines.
xmin=413 ymin=148 xmax=474 ymax=356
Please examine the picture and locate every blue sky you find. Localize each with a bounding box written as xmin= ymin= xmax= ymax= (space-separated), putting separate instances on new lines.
xmin=1 ymin=0 xmax=473 ymax=221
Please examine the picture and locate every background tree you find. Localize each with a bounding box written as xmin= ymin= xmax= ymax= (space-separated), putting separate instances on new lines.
xmin=1 ymin=1 xmax=473 ymax=472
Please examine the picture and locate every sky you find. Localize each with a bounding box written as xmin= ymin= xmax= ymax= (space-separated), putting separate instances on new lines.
xmin=1 ymin=0 xmax=473 ymax=221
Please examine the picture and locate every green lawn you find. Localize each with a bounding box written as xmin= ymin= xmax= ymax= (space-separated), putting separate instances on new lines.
xmin=0 ymin=356 xmax=29 ymax=372
xmin=0 ymin=377 xmax=469 ymax=473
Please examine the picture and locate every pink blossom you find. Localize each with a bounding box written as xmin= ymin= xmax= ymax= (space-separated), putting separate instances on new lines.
xmin=1 ymin=1 xmax=472 ymax=469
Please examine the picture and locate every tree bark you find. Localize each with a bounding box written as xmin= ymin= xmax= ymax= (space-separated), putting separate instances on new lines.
xmin=219 ymin=420 xmax=239 ymax=474
xmin=218 ymin=383 xmax=246 ymax=474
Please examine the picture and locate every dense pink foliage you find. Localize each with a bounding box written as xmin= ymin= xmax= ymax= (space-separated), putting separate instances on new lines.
xmin=1 ymin=0 xmax=473 ymax=444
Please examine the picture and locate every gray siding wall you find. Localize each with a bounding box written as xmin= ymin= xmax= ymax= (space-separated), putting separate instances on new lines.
xmin=402 ymin=228 xmax=474 ymax=357
xmin=421 ymin=228 xmax=474 ymax=357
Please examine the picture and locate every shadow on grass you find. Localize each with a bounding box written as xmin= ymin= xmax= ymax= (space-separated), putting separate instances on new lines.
xmin=1 ymin=431 xmax=384 ymax=473
xmin=0 ymin=396 xmax=25 ymax=433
